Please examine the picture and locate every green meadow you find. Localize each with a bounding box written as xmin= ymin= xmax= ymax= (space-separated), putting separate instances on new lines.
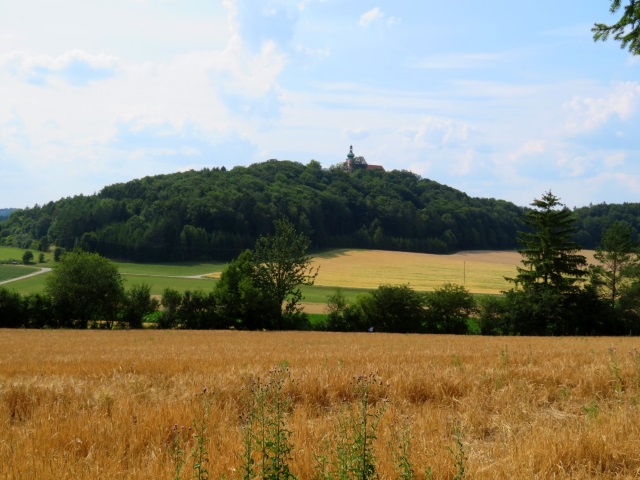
xmin=1 ymin=247 xmax=524 ymax=309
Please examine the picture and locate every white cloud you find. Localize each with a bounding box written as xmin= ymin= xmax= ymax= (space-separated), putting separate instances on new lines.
xmin=509 ymin=140 xmax=546 ymax=162
xmin=358 ymin=7 xmax=394 ymax=27
xmin=563 ymin=81 xmax=640 ymax=133
xmin=359 ymin=7 xmax=383 ymax=27
xmin=404 ymin=117 xmax=473 ymax=149
xmin=2 ymin=50 xmax=120 ymax=86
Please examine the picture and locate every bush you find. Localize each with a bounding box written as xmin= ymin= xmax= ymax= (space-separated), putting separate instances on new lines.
xmin=0 ymin=287 xmax=25 ymax=328
xmin=159 ymin=288 xmax=182 ymax=329
xmin=359 ymin=284 xmax=426 ymax=333
xmin=119 ymin=283 xmax=159 ymax=329
xmin=476 ymin=295 xmax=510 ymax=335
xmin=22 ymin=250 xmax=34 ymax=265
xmin=325 ymin=289 xmax=367 ymax=332
xmin=423 ymin=283 xmax=475 ymax=334
xmin=180 ymin=289 xmax=220 ymax=329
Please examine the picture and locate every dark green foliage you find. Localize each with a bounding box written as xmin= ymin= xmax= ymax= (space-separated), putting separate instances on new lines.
xmin=591 ymin=221 xmax=639 ymax=307
xmin=501 ymin=191 xmax=619 ymax=336
xmin=510 ymin=191 xmax=587 ymax=294
xmin=0 ymin=161 xmax=525 ymax=261
xmin=0 ymin=287 xmax=24 ymax=328
xmin=53 ymin=247 xmax=63 ymax=262
xmin=617 ymin=282 xmax=640 ymax=334
xmin=179 ymin=289 xmax=219 ymax=329
xmin=44 ymin=249 xmax=124 ymax=329
xmin=324 ymin=289 xmax=368 ymax=332
xmin=573 ymin=202 xmax=640 ymax=249
xmin=593 ymin=0 xmax=640 ymax=55
xmin=423 ymin=283 xmax=475 ymax=334
xmin=119 ymin=283 xmax=159 ymax=328
xmin=476 ymin=295 xmax=510 ymax=336
xmin=252 ymin=218 xmax=319 ymax=329
xmin=502 ymin=288 xmax=563 ymax=336
xmin=501 ymin=286 xmax=610 ymax=336
xmin=22 ymin=250 xmax=34 ymax=265
xmin=38 ymin=252 xmax=45 ymax=263
xmin=159 ymin=288 xmax=182 ymax=329
xmin=23 ymin=292 xmax=54 ymax=329
xmin=214 ymin=250 xmax=279 ymax=330
xmin=359 ymin=284 xmax=426 ymax=333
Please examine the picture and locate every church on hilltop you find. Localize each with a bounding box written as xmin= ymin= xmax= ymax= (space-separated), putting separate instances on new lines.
xmin=344 ymin=145 xmax=385 ymax=172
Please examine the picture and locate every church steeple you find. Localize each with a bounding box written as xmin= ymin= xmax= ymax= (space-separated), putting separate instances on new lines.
xmin=347 ymin=145 xmax=355 ymax=160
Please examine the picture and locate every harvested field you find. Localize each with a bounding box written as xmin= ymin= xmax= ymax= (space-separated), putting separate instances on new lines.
xmin=311 ymin=249 xmax=519 ymax=294
xmin=1 ymin=330 xmax=639 ymax=479
xmin=310 ymin=249 xmax=597 ymax=294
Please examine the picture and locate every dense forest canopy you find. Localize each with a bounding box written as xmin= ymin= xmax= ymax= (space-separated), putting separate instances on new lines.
xmin=0 ymin=160 xmax=637 ymax=261
xmin=0 ymin=208 xmax=16 ymax=221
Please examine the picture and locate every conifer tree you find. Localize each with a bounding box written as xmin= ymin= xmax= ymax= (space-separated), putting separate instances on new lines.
xmin=591 ymin=220 xmax=638 ymax=307
xmin=510 ymin=191 xmax=587 ymax=294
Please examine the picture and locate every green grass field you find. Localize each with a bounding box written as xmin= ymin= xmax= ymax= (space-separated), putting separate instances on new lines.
xmin=113 ymin=260 xmax=226 ymax=277
xmin=0 ymin=265 xmax=38 ymax=282
xmin=1 ymin=248 xmax=532 ymax=310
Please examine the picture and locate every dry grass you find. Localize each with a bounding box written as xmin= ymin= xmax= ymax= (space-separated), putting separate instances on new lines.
xmin=1 ymin=330 xmax=639 ymax=479
xmin=310 ymin=250 xmax=597 ymax=295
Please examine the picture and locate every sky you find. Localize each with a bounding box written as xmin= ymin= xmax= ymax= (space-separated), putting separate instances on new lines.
xmin=1 ymin=1 xmax=639 ymax=210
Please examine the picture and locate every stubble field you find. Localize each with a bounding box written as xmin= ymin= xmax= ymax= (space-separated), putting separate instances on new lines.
xmin=1 ymin=329 xmax=639 ymax=479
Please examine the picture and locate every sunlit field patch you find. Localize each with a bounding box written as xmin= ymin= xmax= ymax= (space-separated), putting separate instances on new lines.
xmin=0 ymin=330 xmax=638 ymax=479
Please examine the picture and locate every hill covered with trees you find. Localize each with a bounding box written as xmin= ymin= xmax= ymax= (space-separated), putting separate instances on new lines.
xmin=0 ymin=160 xmax=525 ymax=261
xmin=0 ymin=208 xmax=16 ymax=221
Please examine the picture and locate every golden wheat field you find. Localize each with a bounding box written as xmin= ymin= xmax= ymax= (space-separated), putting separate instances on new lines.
xmin=308 ymin=249 xmax=597 ymax=295
xmin=1 ymin=330 xmax=640 ymax=479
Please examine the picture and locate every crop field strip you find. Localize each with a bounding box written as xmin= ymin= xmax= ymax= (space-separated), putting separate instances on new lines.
xmin=1 ymin=330 xmax=639 ymax=479
xmin=0 ymin=265 xmax=38 ymax=283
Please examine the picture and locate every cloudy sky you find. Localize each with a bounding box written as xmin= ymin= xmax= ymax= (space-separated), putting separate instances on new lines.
xmin=1 ymin=0 xmax=638 ymax=209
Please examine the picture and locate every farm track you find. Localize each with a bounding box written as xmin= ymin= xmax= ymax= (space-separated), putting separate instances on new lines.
xmin=0 ymin=267 xmax=51 ymax=285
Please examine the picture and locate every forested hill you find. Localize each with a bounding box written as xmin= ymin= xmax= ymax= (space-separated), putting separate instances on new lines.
xmin=1 ymin=160 xmax=525 ymax=261
xmin=0 ymin=208 xmax=16 ymax=220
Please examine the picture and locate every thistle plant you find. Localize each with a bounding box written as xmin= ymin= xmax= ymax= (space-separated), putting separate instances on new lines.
xmin=390 ymin=415 xmax=414 ymax=480
xmin=191 ymin=388 xmax=212 ymax=480
xmin=168 ymin=388 xmax=213 ymax=480
xmin=608 ymin=346 xmax=624 ymax=395
xmin=314 ymin=372 xmax=389 ymax=480
xmin=168 ymin=424 xmax=187 ymax=480
xmin=239 ymin=365 xmax=297 ymax=480
xmin=448 ymin=422 xmax=466 ymax=480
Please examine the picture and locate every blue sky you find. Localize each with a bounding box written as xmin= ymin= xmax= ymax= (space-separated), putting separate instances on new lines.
xmin=1 ymin=0 xmax=638 ymax=209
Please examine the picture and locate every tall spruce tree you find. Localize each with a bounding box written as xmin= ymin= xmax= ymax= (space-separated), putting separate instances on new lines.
xmin=510 ymin=191 xmax=587 ymax=294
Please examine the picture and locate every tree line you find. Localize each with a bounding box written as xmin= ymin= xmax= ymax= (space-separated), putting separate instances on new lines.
xmin=0 ymin=160 xmax=526 ymax=261
xmin=3 ymin=160 xmax=638 ymax=263
xmin=2 ymin=192 xmax=640 ymax=335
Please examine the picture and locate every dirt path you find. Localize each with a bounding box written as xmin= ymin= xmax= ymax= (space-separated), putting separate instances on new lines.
xmin=0 ymin=267 xmax=52 ymax=285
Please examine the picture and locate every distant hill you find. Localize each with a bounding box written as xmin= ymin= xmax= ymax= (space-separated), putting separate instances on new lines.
xmin=0 ymin=208 xmax=16 ymax=221
xmin=0 ymin=160 xmax=637 ymax=261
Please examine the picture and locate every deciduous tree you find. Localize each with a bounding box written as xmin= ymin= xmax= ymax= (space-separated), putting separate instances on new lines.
xmin=45 ymin=249 xmax=124 ymax=328
xmin=252 ymin=218 xmax=319 ymax=328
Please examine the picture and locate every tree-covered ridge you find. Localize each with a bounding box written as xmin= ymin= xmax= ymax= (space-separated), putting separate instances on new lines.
xmin=573 ymin=202 xmax=640 ymax=249
xmin=1 ymin=160 xmax=526 ymax=261
xmin=0 ymin=159 xmax=522 ymax=261
xmin=0 ymin=208 xmax=16 ymax=221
